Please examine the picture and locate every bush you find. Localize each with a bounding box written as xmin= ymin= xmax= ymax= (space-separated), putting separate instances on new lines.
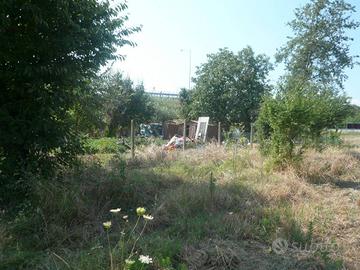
xmin=256 ymin=84 xmax=349 ymax=168
xmin=84 ymin=138 xmax=128 ymax=154
xmin=321 ymin=130 xmax=343 ymax=147
xmin=223 ymin=124 xmax=249 ymax=147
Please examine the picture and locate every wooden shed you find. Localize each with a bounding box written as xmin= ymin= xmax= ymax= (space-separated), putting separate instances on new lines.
xmin=162 ymin=120 xmax=184 ymax=140
xmin=163 ymin=120 xmax=219 ymax=141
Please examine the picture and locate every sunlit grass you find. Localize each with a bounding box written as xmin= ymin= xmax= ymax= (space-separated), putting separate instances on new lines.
xmin=1 ymin=133 xmax=360 ymax=269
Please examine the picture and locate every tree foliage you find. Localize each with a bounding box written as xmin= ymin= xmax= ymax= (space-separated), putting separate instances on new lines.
xmin=344 ymin=104 xmax=360 ymax=124
xmin=257 ymin=83 xmax=350 ymax=166
xmin=185 ymin=47 xmax=273 ymax=129
xmin=179 ymin=88 xmax=192 ymax=119
xmin=276 ymin=0 xmax=359 ymax=89
xmin=97 ymin=72 xmax=154 ymax=137
xmin=150 ymin=97 xmax=181 ymax=123
xmin=0 ymin=0 xmax=139 ymax=207
xmin=69 ymin=80 xmax=106 ymax=137
xmin=257 ymin=0 xmax=357 ymax=167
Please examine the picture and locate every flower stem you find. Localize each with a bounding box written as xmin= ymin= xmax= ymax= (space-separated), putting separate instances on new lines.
xmin=128 ymin=216 xmax=140 ymax=243
xmin=129 ymin=220 xmax=148 ymax=257
xmin=107 ymin=230 xmax=113 ymax=270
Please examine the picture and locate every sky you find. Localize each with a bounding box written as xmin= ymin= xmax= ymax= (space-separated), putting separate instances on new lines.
xmin=113 ymin=0 xmax=360 ymax=105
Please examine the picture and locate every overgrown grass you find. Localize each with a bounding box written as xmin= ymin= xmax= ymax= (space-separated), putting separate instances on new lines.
xmin=1 ymin=136 xmax=360 ymax=269
xmin=83 ymin=137 xmax=166 ymax=155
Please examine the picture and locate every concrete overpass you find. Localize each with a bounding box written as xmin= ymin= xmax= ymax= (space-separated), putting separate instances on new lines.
xmin=147 ymin=91 xmax=179 ymax=98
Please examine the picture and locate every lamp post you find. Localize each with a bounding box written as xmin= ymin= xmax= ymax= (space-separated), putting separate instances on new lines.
xmin=180 ymin=49 xmax=191 ymax=151
xmin=180 ymin=49 xmax=191 ymax=90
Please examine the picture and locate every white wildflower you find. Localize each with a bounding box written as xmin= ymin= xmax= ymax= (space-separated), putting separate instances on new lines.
xmin=143 ymin=214 xmax=154 ymax=220
xmin=139 ymin=255 xmax=153 ymax=264
xmin=110 ymin=208 xmax=121 ymax=213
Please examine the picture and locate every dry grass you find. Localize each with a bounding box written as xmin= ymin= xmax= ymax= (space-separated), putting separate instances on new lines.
xmin=127 ymin=143 xmax=229 ymax=169
xmin=181 ymin=239 xmax=327 ymax=270
xmin=148 ymin=141 xmax=360 ymax=269
xmin=297 ymin=148 xmax=360 ymax=184
xmin=342 ymin=132 xmax=360 ymax=146
xmin=4 ymin=134 xmax=360 ymax=269
xmin=182 ymin=239 xmax=265 ymax=270
xmin=288 ymin=146 xmax=360 ymax=268
xmin=267 ymin=146 xmax=360 ymax=268
xmin=126 ymin=137 xmax=360 ymax=269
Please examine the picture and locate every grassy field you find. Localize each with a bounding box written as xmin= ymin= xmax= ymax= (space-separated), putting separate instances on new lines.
xmin=1 ymin=135 xmax=360 ymax=269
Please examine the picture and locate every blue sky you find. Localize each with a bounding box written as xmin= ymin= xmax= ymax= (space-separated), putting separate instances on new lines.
xmin=114 ymin=0 xmax=360 ymax=104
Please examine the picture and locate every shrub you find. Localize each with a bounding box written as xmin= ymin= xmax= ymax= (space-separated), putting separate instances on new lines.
xmin=256 ymin=85 xmax=349 ymax=168
xmin=223 ymin=124 xmax=249 ymax=146
xmin=84 ymin=138 xmax=128 ymax=154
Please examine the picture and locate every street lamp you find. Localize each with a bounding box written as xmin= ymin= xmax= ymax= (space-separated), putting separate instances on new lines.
xmin=180 ymin=49 xmax=191 ymax=90
xmin=180 ymin=49 xmax=191 ymax=151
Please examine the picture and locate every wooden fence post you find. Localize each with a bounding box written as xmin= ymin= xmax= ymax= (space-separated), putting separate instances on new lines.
xmin=131 ymin=119 xmax=135 ymax=159
xmin=183 ymin=119 xmax=186 ymax=151
xmin=218 ymin=122 xmax=221 ymax=146
xmin=250 ymin=123 xmax=254 ymax=148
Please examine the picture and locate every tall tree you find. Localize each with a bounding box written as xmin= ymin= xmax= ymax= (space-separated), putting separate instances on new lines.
xmin=179 ymin=88 xmax=192 ymax=120
xmin=276 ymin=0 xmax=359 ymax=89
xmin=0 ymin=0 xmax=140 ymax=207
xmin=189 ymin=47 xmax=273 ymax=130
xmin=99 ymin=72 xmax=154 ymax=137
xmin=151 ymin=97 xmax=181 ymax=123
xmin=257 ymin=0 xmax=358 ymax=167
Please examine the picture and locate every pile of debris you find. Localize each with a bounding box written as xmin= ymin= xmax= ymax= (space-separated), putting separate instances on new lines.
xmin=163 ymin=135 xmax=193 ymax=150
xmin=163 ymin=117 xmax=211 ymax=150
